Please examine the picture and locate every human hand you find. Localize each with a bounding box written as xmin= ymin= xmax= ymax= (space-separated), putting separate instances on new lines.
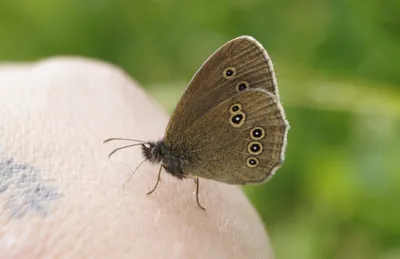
xmin=0 ymin=57 xmax=274 ymax=258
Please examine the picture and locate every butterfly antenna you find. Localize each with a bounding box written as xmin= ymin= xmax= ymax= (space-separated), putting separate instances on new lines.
xmin=123 ymin=158 xmax=147 ymax=185
xmin=103 ymin=138 xmax=147 ymax=144
xmin=107 ymin=143 xmax=147 ymax=158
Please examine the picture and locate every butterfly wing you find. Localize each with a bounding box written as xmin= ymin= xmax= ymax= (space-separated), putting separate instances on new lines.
xmin=165 ymin=36 xmax=280 ymax=145
xmin=178 ymin=89 xmax=288 ymax=184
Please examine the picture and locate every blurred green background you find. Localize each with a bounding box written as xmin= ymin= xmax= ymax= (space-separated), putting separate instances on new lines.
xmin=1 ymin=1 xmax=399 ymax=258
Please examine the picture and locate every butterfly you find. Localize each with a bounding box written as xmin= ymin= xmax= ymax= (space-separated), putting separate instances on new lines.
xmin=105 ymin=36 xmax=289 ymax=210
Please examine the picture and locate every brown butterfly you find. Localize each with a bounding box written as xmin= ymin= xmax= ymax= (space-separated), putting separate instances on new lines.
xmin=105 ymin=36 xmax=289 ymax=210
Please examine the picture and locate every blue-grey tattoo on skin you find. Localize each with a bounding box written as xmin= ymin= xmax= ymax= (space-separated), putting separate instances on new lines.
xmin=0 ymin=158 xmax=61 ymax=218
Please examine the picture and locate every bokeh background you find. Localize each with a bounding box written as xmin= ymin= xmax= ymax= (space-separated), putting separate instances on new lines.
xmin=1 ymin=1 xmax=399 ymax=258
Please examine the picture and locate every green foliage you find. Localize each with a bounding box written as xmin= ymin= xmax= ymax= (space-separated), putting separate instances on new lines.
xmin=1 ymin=1 xmax=399 ymax=258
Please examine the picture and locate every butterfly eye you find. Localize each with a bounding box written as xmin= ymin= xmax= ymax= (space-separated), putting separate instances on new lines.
xmin=230 ymin=103 xmax=242 ymax=113
xmin=223 ymin=67 xmax=236 ymax=79
xmin=250 ymin=127 xmax=265 ymax=140
xmin=248 ymin=141 xmax=263 ymax=155
xmin=236 ymin=81 xmax=249 ymax=92
xmin=229 ymin=112 xmax=246 ymax=128
xmin=246 ymin=157 xmax=259 ymax=168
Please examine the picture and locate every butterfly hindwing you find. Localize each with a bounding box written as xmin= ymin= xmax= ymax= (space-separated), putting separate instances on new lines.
xmin=178 ymin=89 xmax=288 ymax=184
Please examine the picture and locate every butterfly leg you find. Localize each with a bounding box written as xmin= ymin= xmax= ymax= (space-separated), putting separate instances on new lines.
xmin=147 ymin=164 xmax=163 ymax=195
xmin=194 ymin=178 xmax=206 ymax=210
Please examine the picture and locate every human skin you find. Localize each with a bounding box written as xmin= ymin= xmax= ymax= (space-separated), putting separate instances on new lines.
xmin=0 ymin=57 xmax=274 ymax=259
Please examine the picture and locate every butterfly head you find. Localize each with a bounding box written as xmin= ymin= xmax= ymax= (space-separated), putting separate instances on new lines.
xmin=141 ymin=141 xmax=165 ymax=164
xmin=140 ymin=140 xmax=185 ymax=179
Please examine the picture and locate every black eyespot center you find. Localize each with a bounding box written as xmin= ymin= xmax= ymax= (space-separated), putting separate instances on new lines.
xmin=249 ymin=158 xmax=257 ymax=165
xmin=225 ymin=69 xmax=234 ymax=77
xmin=231 ymin=105 xmax=239 ymax=112
xmin=231 ymin=114 xmax=243 ymax=124
xmin=235 ymin=81 xmax=249 ymax=92
xmin=238 ymin=83 xmax=247 ymax=91
xmin=251 ymin=143 xmax=261 ymax=152
xmin=253 ymin=129 xmax=262 ymax=137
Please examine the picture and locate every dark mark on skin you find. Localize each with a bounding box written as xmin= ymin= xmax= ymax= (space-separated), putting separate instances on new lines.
xmin=0 ymin=158 xmax=61 ymax=218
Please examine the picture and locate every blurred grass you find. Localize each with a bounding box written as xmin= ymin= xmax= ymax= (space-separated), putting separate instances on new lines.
xmin=1 ymin=0 xmax=399 ymax=258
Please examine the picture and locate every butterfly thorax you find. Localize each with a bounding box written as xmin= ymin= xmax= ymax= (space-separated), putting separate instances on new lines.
xmin=141 ymin=140 xmax=186 ymax=179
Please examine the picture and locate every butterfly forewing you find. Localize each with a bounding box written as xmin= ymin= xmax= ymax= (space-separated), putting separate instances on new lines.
xmin=165 ymin=36 xmax=280 ymax=147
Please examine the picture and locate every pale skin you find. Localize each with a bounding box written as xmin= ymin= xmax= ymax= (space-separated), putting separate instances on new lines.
xmin=0 ymin=57 xmax=274 ymax=259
